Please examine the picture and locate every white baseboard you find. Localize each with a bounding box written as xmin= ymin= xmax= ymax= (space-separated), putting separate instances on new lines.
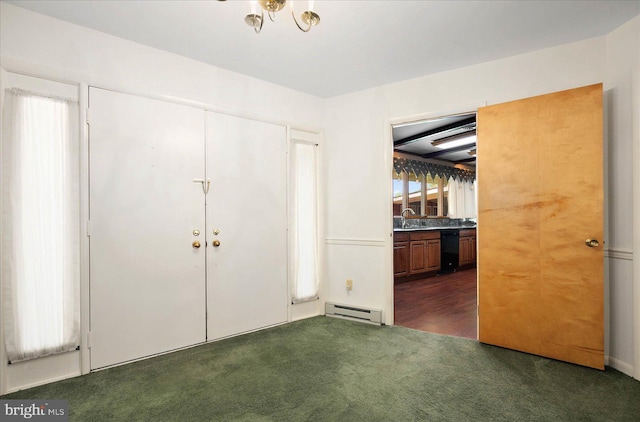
xmin=5 ymin=371 xmax=81 ymax=395
xmin=606 ymin=355 xmax=634 ymax=377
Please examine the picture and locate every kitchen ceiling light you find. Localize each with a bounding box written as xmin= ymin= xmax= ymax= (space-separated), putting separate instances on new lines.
xmin=431 ymin=133 xmax=477 ymax=150
xmin=244 ymin=0 xmax=320 ymax=33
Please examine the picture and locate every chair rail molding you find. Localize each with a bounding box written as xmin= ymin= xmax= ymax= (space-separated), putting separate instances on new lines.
xmin=325 ymin=238 xmax=386 ymax=247
xmin=604 ymin=248 xmax=633 ymax=261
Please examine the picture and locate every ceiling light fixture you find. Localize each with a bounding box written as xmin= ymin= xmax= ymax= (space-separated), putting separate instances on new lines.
xmin=431 ymin=132 xmax=477 ymax=150
xmin=245 ymin=0 xmax=320 ymax=33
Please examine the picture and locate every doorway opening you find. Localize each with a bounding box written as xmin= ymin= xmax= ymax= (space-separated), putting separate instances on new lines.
xmin=391 ymin=112 xmax=478 ymax=339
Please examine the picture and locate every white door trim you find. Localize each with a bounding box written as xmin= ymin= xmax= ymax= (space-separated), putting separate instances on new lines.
xmin=384 ymin=103 xmax=486 ymax=327
xmin=632 ymin=69 xmax=640 ymax=381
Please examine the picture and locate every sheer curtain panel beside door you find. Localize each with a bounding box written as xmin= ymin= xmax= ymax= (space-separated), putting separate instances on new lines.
xmin=1 ymin=87 xmax=80 ymax=363
xmin=290 ymin=140 xmax=319 ymax=303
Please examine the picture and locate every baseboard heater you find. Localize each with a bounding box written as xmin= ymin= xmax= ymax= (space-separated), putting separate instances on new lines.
xmin=325 ymin=302 xmax=383 ymax=325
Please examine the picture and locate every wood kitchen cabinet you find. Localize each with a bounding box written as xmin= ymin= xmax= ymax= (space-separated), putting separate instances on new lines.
xmin=410 ymin=241 xmax=428 ymax=273
xmin=394 ymin=231 xmax=441 ymax=281
xmin=427 ymin=239 xmax=441 ymax=271
xmin=409 ymin=231 xmax=441 ymax=275
xmin=393 ymin=232 xmax=410 ymax=277
xmin=459 ymin=229 xmax=477 ymax=267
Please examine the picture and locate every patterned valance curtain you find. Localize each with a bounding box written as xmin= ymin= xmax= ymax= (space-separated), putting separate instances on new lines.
xmin=393 ymin=157 xmax=475 ymax=182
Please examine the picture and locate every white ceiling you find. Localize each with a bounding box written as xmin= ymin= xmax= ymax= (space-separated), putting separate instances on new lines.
xmin=5 ymin=0 xmax=640 ymax=98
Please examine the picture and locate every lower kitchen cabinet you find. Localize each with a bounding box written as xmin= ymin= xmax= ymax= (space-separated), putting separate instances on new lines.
xmin=427 ymin=239 xmax=441 ymax=271
xmin=394 ymin=231 xmax=441 ymax=281
xmin=409 ymin=240 xmax=429 ymax=274
xmin=459 ymin=229 xmax=477 ymax=267
xmin=393 ymin=233 xmax=410 ymax=277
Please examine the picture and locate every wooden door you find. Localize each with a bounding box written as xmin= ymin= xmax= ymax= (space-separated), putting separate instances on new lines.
xmin=477 ymin=84 xmax=604 ymax=369
xmin=205 ymin=112 xmax=288 ymax=340
xmin=89 ymin=88 xmax=206 ymax=369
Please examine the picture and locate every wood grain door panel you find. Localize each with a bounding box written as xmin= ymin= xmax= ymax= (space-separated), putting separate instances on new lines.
xmin=477 ymin=84 xmax=604 ymax=369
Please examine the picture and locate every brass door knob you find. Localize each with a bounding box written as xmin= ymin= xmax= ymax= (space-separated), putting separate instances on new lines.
xmin=585 ymin=239 xmax=599 ymax=248
xmin=212 ymin=240 xmax=221 ymax=247
xmin=192 ymin=240 xmax=201 ymax=249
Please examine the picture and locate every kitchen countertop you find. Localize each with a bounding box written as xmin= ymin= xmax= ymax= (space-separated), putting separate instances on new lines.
xmin=394 ymin=226 xmax=476 ymax=232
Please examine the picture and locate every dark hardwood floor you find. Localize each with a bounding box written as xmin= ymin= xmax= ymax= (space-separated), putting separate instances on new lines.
xmin=394 ymin=268 xmax=477 ymax=339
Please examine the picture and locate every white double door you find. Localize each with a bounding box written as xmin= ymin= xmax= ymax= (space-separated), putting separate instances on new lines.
xmin=89 ymin=88 xmax=287 ymax=369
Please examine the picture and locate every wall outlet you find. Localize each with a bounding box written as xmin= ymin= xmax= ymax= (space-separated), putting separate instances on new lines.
xmin=346 ymin=279 xmax=353 ymax=290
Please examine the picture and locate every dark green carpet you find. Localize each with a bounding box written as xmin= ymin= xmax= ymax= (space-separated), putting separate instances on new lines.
xmin=3 ymin=316 xmax=640 ymax=421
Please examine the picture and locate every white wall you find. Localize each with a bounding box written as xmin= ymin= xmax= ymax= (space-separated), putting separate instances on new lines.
xmin=324 ymin=17 xmax=639 ymax=376
xmin=0 ymin=2 xmax=324 ymax=394
xmin=0 ymin=3 xmax=323 ymax=128
xmin=604 ymin=16 xmax=640 ymax=377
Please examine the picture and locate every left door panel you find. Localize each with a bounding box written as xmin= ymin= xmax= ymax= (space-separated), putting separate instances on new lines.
xmin=89 ymin=88 xmax=206 ymax=369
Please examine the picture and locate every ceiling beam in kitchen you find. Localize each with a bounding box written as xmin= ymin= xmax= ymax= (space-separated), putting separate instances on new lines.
xmin=394 ymin=116 xmax=476 ymax=147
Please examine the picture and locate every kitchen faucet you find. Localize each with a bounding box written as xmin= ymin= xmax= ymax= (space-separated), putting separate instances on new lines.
xmin=401 ymin=208 xmax=415 ymax=228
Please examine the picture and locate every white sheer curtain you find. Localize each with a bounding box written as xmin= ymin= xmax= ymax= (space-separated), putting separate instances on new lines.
xmin=463 ymin=180 xmax=476 ymax=218
xmin=2 ymin=88 xmax=80 ymax=363
xmin=447 ymin=177 xmax=477 ymax=219
xmin=447 ymin=176 xmax=458 ymax=217
xmin=290 ymin=141 xmax=319 ymax=303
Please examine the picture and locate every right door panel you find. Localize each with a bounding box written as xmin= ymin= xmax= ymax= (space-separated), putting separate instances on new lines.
xmin=477 ymin=84 xmax=604 ymax=369
xmin=205 ymin=113 xmax=288 ymax=340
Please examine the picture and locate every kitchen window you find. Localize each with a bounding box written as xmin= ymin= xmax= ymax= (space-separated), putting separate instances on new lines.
xmin=393 ymin=171 xmax=447 ymax=217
